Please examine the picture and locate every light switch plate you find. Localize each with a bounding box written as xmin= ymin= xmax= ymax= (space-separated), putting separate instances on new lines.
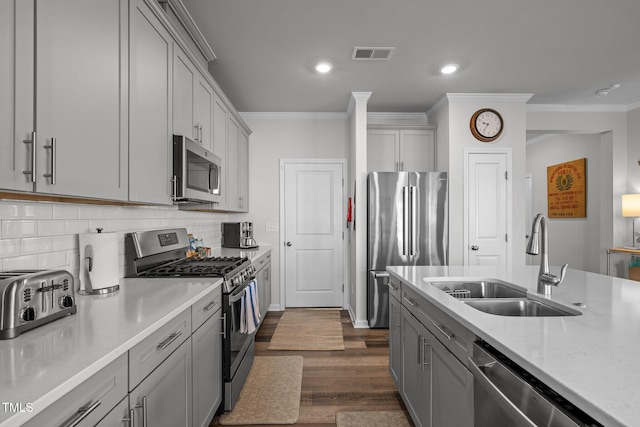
xmin=265 ymin=223 xmax=278 ymax=232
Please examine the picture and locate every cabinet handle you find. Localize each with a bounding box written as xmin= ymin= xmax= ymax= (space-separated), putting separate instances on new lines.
xmin=203 ymin=301 xmax=217 ymax=312
xmin=221 ymin=313 xmax=227 ymax=338
xmin=422 ymin=337 xmax=431 ymax=370
xmin=43 ymin=137 xmax=56 ymax=184
xmin=135 ymin=397 xmax=148 ymax=427
xmin=171 ymin=175 xmax=178 ymax=201
xmin=61 ymin=400 xmax=101 ymax=427
xmin=432 ymin=322 xmax=453 ymax=341
xmin=23 ymin=131 xmax=36 ymax=183
xmin=403 ymin=296 xmax=417 ymax=307
xmin=156 ymin=331 xmax=182 ymax=350
xmin=194 ymin=124 xmax=200 ymax=143
xmin=122 ymin=409 xmax=135 ymax=426
xmin=199 ymin=124 xmax=203 ymax=143
xmin=387 ymin=282 xmax=398 ymax=291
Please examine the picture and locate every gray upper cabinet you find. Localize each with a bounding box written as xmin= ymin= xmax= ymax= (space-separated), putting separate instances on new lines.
xmin=0 ymin=0 xmax=34 ymax=193
xmin=1 ymin=0 xmax=128 ymax=200
xmin=173 ymin=44 xmax=215 ymax=153
xmin=367 ymin=128 xmax=435 ymax=173
xmin=129 ymin=0 xmax=173 ymax=205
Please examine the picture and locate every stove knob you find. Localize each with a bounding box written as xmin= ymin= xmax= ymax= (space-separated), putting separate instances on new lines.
xmin=59 ymin=295 xmax=74 ymax=309
xmin=20 ymin=307 xmax=36 ymax=322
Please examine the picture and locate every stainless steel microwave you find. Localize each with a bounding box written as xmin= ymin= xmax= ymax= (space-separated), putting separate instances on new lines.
xmin=172 ymin=135 xmax=222 ymax=204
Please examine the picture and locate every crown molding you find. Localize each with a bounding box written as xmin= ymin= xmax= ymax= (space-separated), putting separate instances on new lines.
xmin=239 ymin=112 xmax=349 ymax=120
xmin=526 ymin=104 xmax=628 ymax=113
xmin=367 ymin=112 xmax=428 ymax=121
xmin=446 ymin=93 xmax=534 ymax=102
xmin=426 ymin=95 xmax=449 ymax=119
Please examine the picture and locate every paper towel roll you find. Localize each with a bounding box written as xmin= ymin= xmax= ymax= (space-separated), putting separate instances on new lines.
xmin=78 ymin=231 xmax=120 ymax=295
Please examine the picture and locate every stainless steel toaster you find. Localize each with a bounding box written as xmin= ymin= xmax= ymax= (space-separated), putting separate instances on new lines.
xmin=0 ymin=269 xmax=77 ymax=339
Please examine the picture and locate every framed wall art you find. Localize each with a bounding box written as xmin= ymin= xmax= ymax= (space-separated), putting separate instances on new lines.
xmin=546 ymin=158 xmax=586 ymax=218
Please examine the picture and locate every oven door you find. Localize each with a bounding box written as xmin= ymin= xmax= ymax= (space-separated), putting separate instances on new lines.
xmin=224 ymin=279 xmax=256 ymax=379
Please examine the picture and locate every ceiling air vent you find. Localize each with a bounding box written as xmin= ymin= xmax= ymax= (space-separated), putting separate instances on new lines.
xmin=352 ymin=47 xmax=395 ymax=60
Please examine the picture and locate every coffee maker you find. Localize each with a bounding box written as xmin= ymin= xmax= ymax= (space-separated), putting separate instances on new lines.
xmin=221 ymin=222 xmax=258 ymax=249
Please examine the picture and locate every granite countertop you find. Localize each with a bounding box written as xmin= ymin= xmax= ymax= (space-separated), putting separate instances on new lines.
xmin=0 ymin=277 xmax=222 ymax=427
xmin=387 ymin=264 xmax=640 ymax=427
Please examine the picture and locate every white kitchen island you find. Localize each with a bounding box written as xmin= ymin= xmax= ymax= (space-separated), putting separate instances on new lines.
xmin=387 ymin=264 xmax=640 ymax=427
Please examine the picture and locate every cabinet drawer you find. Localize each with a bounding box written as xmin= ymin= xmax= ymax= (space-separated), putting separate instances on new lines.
xmin=24 ymin=353 xmax=128 ymax=427
xmin=401 ymin=285 xmax=472 ymax=364
xmin=388 ymin=276 xmax=402 ymax=301
xmin=95 ymin=397 xmax=130 ymax=427
xmin=253 ymin=252 xmax=271 ymax=272
xmin=129 ymin=308 xmax=191 ymax=390
xmin=192 ymin=286 xmax=222 ymax=332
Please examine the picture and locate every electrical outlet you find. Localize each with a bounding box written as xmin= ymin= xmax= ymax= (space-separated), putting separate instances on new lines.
xmin=265 ymin=223 xmax=278 ymax=232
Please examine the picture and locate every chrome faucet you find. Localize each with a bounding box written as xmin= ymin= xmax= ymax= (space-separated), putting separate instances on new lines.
xmin=526 ymin=213 xmax=568 ymax=295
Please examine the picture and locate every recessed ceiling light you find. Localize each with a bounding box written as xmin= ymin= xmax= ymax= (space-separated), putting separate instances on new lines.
xmin=440 ymin=64 xmax=459 ymax=74
xmin=315 ymin=62 xmax=333 ymax=73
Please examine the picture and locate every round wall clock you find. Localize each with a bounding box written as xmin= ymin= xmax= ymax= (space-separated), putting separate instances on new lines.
xmin=470 ymin=108 xmax=504 ymax=142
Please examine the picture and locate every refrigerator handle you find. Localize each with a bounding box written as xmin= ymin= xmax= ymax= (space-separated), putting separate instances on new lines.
xmin=411 ymin=186 xmax=417 ymax=256
xmin=402 ymin=186 xmax=409 ymax=256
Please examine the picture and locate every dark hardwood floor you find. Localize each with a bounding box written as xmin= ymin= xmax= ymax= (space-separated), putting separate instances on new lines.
xmin=209 ymin=310 xmax=412 ymax=427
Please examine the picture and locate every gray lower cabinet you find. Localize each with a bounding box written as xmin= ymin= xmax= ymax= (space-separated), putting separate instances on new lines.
xmin=254 ymin=252 xmax=272 ymax=319
xmin=394 ymin=280 xmax=474 ymax=427
xmin=95 ymin=397 xmax=131 ymax=427
xmin=430 ymin=333 xmax=473 ymax=427
xmin=192 ymin=307 xmax=223 ymax=427
xmin=389 ymin=290 xmax=402 ymax=387
xmin=130 ymin=337 xmax=193 ymax=427
xmin=401 ymin=306 xmax=431 ymax=427
xmin=23 ymin=353 xmax=128 ymax=427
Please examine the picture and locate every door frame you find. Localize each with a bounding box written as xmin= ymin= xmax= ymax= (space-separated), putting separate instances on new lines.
xmin=463 ymin=148 xmax=513 ymax=266
xmin=279 ymin=158 xmax=348 ymax=309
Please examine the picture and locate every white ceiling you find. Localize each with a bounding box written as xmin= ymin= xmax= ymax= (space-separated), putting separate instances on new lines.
xmin=181 ymin=0 xmax=640 ymax=113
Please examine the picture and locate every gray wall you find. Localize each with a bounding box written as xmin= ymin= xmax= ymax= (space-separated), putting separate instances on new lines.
xmin=526 ymin=134 xmax=604 ymax=273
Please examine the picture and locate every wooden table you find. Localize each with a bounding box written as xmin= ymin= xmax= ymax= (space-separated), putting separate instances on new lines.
xmin=607 ymin=247 xmax=640 ymax=276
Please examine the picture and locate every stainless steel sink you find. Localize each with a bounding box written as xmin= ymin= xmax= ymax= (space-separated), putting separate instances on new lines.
xmin=463 ymin=299 xmax=581 ymax=317
xmin=428 ymin=280 xmax=527 ymax=299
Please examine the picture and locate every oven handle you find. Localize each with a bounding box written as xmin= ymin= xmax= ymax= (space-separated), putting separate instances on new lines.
xmin=228 ymin=276 xmax=257 ymax=303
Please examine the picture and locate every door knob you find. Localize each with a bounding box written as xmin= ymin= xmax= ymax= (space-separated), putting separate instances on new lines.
xmin=286 ymin=241 xmax=292 ymax=247
xmin=471 ymin=245 xmax=479 ymax=251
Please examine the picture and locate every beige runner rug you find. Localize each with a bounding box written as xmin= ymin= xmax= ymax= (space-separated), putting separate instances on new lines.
xmin=219 ymin=356 xmax=303 ymax=425
xmin=336 ymin=410 xmax=413 ymax=427
xmin=268 ymin=309 xmax=345 ymax=351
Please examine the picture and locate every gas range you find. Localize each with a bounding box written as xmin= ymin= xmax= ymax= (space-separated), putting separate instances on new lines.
xmin=125 ymin=228 xmax=255 ymax=293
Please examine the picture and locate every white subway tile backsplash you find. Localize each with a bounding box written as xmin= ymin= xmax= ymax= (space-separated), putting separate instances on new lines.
xmin=2 ymin=220 xmax=37 ymax=238
xmin=37 ymin=220 xmax=67 ymax=236
xmin=21 ymin=237 xmax=54 ymax=255
xmin=37 ymin=251 xmax=67 ymax=269
xmin=3 ymin=254 xmax=38 ymax=270
xmin=0 ymin=199 xmax=227 ymax=279
xmin=52 ymin=235 xmax=77 ymax=251
xmin=65 ymin=220 xmax=90 ymax=235
xmin=0 ymin=239 xmax=20 ymax=257
xmin=0 ymin=202 xmax=20 ymax=219
xmin=21 ymin=203 xmax=54 ymax=219
xmin=53 ymin=204 xmax=79 ymax=220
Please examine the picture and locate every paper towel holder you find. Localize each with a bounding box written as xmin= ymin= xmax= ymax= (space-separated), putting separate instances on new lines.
xmin=78 ymin=228 xmax=120 ymax=296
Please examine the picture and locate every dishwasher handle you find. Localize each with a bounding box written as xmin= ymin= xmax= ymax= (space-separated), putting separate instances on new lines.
xmin=468 ymin=355 xmax=537 ymax=427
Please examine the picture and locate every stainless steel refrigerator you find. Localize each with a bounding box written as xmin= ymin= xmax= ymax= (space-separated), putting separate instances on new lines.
xmin=367 ymin=171 xmax=448 ymax=328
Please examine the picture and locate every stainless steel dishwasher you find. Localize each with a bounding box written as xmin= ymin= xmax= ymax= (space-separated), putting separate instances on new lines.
xmin=469 ymin=340 xmax=603 ymax=427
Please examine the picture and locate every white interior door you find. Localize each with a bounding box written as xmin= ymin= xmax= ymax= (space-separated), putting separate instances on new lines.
xmin=283 ymin=161 xmax=344 ymax=307
xmin=466 ymin=151 xmax=509 ymax=265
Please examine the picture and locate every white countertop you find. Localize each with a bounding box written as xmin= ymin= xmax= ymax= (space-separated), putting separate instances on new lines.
xmin=0 ymin=277 xmax=222 ymax=427
xmin=387 ymin=264 xmax=640 ymax=427
xmin=214 ymin=244 xmax=272 ymax=261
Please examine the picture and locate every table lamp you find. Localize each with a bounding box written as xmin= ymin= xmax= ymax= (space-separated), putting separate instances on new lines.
xmin=622 ymin=194 xmax=640 ymax=248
